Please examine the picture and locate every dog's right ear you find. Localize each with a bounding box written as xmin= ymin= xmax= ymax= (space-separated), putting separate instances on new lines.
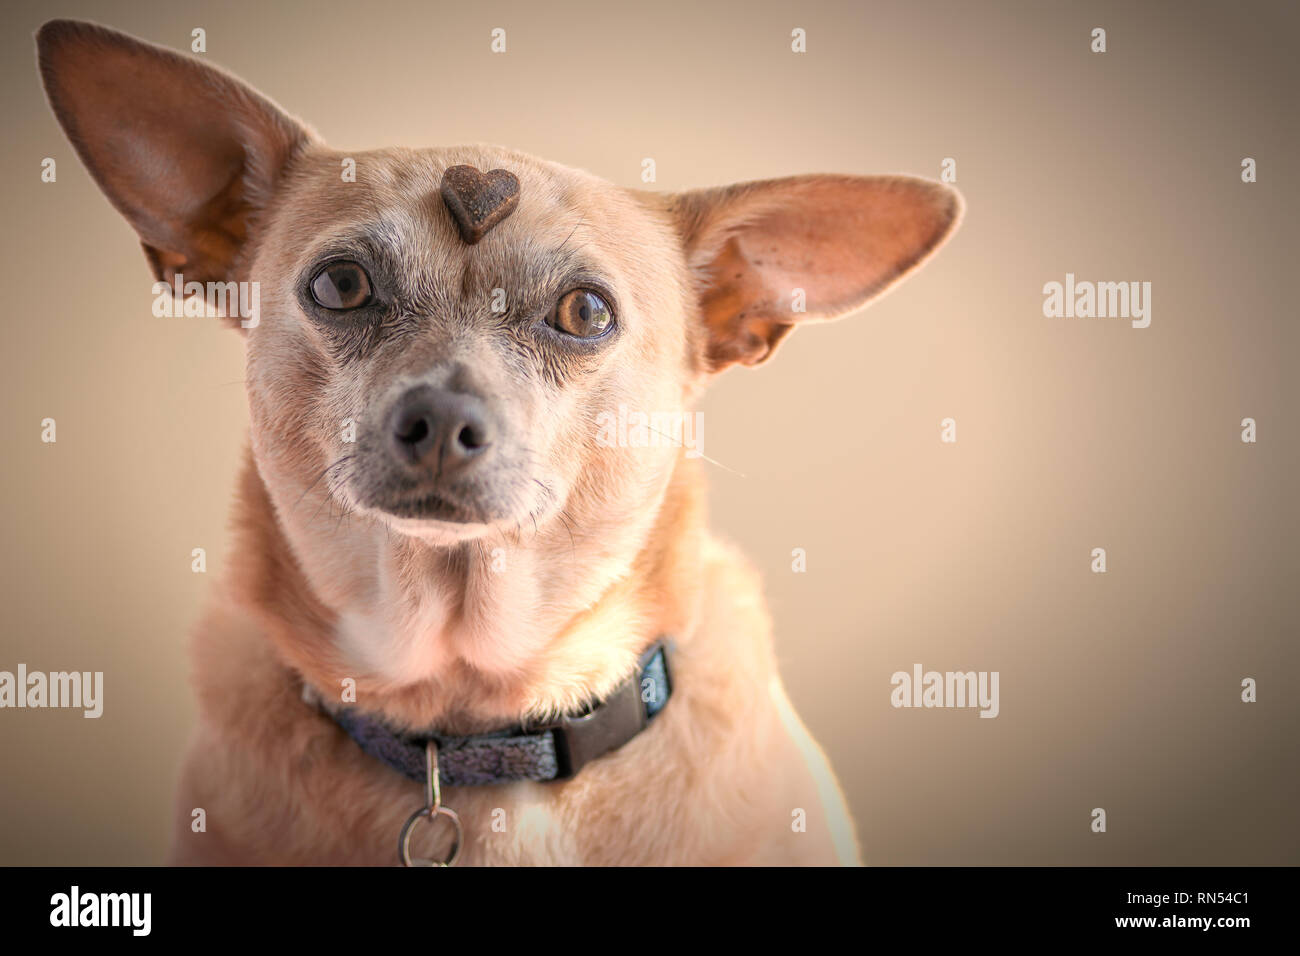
xmin=36 ymin=19 xmax=313 ymax=287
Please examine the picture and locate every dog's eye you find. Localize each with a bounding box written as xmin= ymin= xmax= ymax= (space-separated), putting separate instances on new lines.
xmin=310 ymin=261 xmax=372 ymax=310
xmin=549 ymin=289 xmax=614 ymax=339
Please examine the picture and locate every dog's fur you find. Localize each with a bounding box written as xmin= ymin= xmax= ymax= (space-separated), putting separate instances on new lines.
xmin=37 ymin=19 xmax=960 ymax=865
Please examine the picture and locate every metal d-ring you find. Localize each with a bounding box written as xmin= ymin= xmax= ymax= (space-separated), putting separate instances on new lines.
xmin=399 ymin=803 xmax=463 ymax=867
xmin=398 ymin=740 xmax=463 ymax=867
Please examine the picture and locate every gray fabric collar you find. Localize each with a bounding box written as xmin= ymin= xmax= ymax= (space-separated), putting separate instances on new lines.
xmin=323 ymin=641 xmax=673 ymax=787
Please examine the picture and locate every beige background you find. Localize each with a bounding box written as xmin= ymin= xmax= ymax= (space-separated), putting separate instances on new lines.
xmin=1 ymin=0 xmax=1296 ymax=865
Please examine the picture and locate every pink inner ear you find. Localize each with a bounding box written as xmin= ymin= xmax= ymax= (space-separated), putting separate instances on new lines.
xmin=38 ymin=19 xmax=311 ymax=285
xmin=679 ymin=174 xmax=961 ymax=371
xmin=732 ymin=177 xmax=961 ymax=321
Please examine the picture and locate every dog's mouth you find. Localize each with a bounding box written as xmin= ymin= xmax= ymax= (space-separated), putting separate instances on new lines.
xmin=336 ymin=448 xmax=561 ymax=541
xmin=369 ymin=488 xmax=486 ymax=525
xmin=348 ymin=476 xmax=545 ymax=540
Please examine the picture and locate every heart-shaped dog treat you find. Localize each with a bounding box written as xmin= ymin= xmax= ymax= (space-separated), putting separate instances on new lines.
xmin=439 ymin=165 xmax=521 ymax=244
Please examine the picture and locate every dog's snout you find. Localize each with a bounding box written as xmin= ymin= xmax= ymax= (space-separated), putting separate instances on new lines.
xmin=387 ymin=385 xmax=494 ymax=473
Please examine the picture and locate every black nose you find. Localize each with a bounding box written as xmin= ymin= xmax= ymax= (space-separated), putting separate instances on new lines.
xmin=387 ymin=385 xmax=494 ymax=473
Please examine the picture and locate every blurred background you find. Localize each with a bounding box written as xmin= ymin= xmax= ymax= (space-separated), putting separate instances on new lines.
xmin=1 ymin=0 xmax=1295 ymax=864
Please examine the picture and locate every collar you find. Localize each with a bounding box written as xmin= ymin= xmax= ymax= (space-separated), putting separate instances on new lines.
xmin=322 ymin=640 xmax=673 ymax=787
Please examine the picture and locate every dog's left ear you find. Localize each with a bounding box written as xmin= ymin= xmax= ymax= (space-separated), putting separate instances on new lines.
xmin=668 ymin=175 xmax=961 ymax=371
xmin=36 ymin=19 xmax=314 ymax=289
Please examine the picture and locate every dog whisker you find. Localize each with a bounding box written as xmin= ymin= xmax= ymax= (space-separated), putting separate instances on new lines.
xmin=556 ymin=509 xmax=578 ymax=564
xmin=294 ymin=454 xmax=355 ymax=513
xmin=642 ymin=424 xmax=746 ymax=478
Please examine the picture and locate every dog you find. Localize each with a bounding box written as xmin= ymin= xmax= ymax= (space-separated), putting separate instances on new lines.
xmin=37 ymin=18 xmax=960 ymax=865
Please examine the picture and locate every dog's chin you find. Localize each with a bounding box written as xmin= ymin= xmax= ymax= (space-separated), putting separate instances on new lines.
xmin=378 ymin=512 xmax=497 ymax=546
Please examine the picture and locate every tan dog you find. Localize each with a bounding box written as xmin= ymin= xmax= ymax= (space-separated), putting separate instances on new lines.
xmin=38 ymin=19 xmax=960 ymax=866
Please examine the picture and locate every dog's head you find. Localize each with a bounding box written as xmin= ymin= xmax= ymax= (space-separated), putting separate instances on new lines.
xmin=38 ymin=19 xmax=959 ymax=662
